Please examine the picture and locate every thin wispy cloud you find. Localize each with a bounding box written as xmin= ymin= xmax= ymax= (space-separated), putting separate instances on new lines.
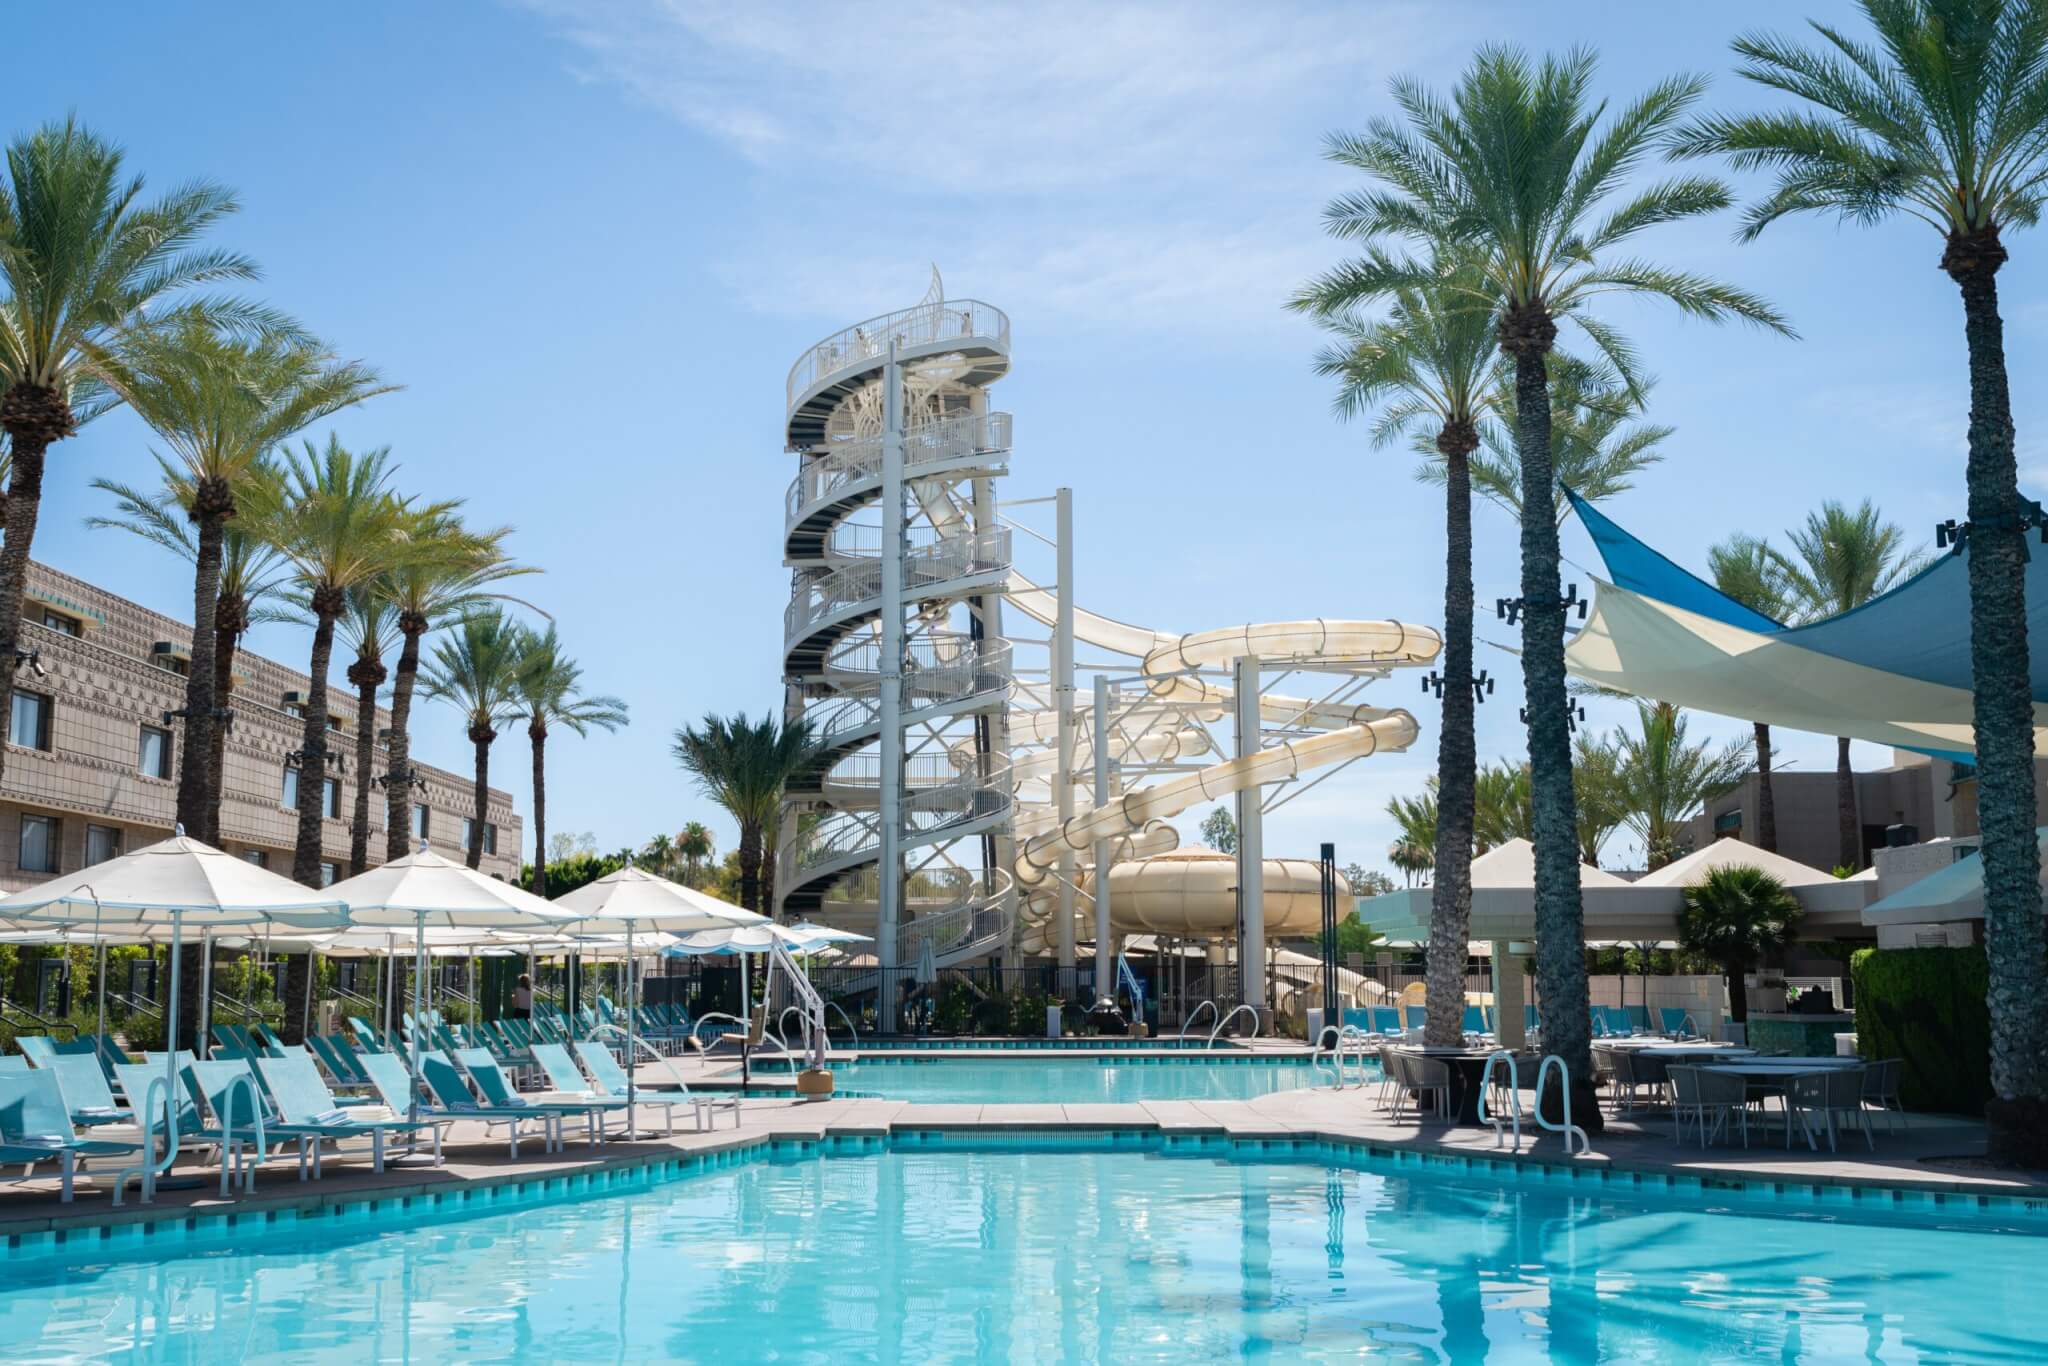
xmin=515 ymin=0 xmax=1471 ymax=332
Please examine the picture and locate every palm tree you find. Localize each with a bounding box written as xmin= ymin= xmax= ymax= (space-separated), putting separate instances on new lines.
xmin=1706 ymin=533 xmax=1797 ymax=852
xmin=1780 ymin=501 xmax=1925 ymax=870
xmin=111 ymin=320 xmax=392 ymax=843
xmin=511 ymin=624 xmax=627 ymax=895
xmin=420 ymin=610 xmax=529 ymax=870
xmin=1614 ymin=701 xmax=1755 ymax=870
xmin=1679 ymin=864 xmax=1802 ymax=1024
xmin=335 ymin=586 xmax=399 ymax=875
xmin=87 ymin=460 xmax=296 ymax=842
xmin=1299 ymin=251 xmax=1498 ymax=1046
xmin=671 ymin=713 xmax=815 ymax=913
xmin=1384 ymin=788 xmax=1438 ymax=887
xmin=1436 ymin=364 xmax=1674 ymax=525
xmin=677 ymin=821 xmax=714 ymax=885
xmin=1297 ymin=46 xmax=1791 ymax=1116
xmin=1675 ymin=0 xmax=2048 ymax=1162
xmin=1473 ymin=761 xmax=1533 ymax=851
xmin=379 ymin=508 xmax=537 ymax=864
xmin=0 ymin=116 xmax=282 ymax=794
xmin=1572 ymin=731 xmax=1630 ymax=867
xmin=262 ymin=436 xmax=405 ymax=887
xmin=643 ymin=833 xmax=675 ymax=877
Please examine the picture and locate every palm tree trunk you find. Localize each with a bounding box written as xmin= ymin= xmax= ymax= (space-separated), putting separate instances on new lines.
xmin=1424 ymin=432 xmax=1478 ymax=1048
xmin=0 ymin=383 xmax=69 ymax=796
xmin=1834 ymin=736 xmax=1859 ymax=871
xmin=386 ymin=618 xmax=425 ymax=863
xmin=1724 ymin=959 xmax=1748 ymax=1025
xmin=467 ymin=724 xmax=493 ymax=870
xmin=737 ymin=822 xmax=763 ymax=913
xmin=1753 ymin=721 xmax=1777 ymax=853
xmin=347 ymin=656 xmax=385 ymax=876
xmin=176 ymin=499 xmax=227 ymax=839
xmin=207 ymin=617 xmax=239 ymax=846
xmin=292 ymin=599 xmax=340 ymax=887
xmin=1945 ymin=226 xmax=2048 ymax=1164
xmin=529 ymin=717 xmax=549 ymax=896
xmin=1502 ymin=307 xmax=1598 ymax=1131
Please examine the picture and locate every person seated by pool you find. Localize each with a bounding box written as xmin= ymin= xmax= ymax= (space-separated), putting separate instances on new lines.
xmin=512 ymin=974 xmax=533 ymax=1021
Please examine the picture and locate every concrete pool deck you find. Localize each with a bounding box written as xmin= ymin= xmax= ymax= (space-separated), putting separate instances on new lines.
xmin=1 ymin=1047 xmax=2040 ymax=1240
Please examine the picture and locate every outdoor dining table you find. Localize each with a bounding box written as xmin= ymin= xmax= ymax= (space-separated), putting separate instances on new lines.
xmin=1700 ymin=1058 xmax=1866 ymax=1150
xmin=1633 ymin=1044 xmax=1756 ymax=1059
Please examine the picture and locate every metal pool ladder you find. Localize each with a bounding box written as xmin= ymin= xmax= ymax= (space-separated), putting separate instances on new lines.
xmin=1177 ymin=999 xmax=1219 ymax=1041
xmin=1478 ymin=1050 xmax=1522 ymax=1152
xmin=1206 ymin=1004 xmax=1261 ymax=1050
xmin=1536 ymin=1055 xmax=1593 ymax=1155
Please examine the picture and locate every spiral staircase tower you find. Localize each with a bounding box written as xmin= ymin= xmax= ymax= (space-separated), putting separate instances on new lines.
xmin=778 ymin=274 xmax=1016 ymax=1023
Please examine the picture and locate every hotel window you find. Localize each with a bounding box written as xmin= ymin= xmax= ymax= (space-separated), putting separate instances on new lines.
xmin=39 ymin=609 xmax=81 ymax=637
xmin=18 ymin=814 xmax=58 ymax=874
xmin=9 ymin=689 xmax=51 ymax=751
xmin=465 ymin=819 xmax=498 ymax=856
xmin=323 ymin=776 xmax=341 ymax=819
xmin=86 ymin=824 xmax=121 ymax=866
xmin=243 ymin=849 xmax=269 ymax=869
xmin=138 ymin=724 xmax=172 ymax=779
xmin=414 ymin=804 xmax=430 ymax=841
xmin=319 ymin=861 xmax=340 ymax=888
xmin=281 ymin=765 xmax=298 ymax=810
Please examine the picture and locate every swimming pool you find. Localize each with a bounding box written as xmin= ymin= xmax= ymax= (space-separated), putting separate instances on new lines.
xmin=5 ymin=1135 xmax=2040 ymax=1362
xmin=741 ymin=1054 xmax=1341 ymax=1103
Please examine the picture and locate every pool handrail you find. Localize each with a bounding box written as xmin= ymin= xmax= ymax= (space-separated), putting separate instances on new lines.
xmin=691 ymin=1012 xmax=747 ymax=1052
xmin=584 ymin=1023 xmax=740 ymax=1131
xmin=1535 ymin=1055 xmax=1592 ymax=1155
xmin=111 ymin=1074 xmax=170 ymax=1207
xmin=1477 ymin=1050 xmax=1522 ymax=1153
xmin=1206 ymin=1004 xmax=1260 ymax=1050
xmin=1313 ymin=1024 xmax=1373 ymax=1089
xmin=1177 ymin=1000 xmax=1219 ymax=1041
xmin=824 ymin=1000 xmax=861 ymax=1048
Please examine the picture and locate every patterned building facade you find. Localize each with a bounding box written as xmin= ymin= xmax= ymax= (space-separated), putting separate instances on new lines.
xmin=2 ymin=560 xmax=522 ymax=890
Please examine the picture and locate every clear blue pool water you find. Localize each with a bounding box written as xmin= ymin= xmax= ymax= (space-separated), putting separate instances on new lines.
xmin=756 ymin=1055 xmax=1342 ymax=1103
xmin=2 ymin=1139 xmax=2039 ymax=1363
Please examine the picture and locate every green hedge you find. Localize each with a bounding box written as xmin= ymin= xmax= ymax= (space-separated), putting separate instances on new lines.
xmin=1851 ymin=947 xmax=1991 ymax=1115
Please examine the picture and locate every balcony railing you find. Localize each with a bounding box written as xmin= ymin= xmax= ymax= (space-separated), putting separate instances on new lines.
xmin=786 ymin=299 xmax=1010 ymax=414
xmin=787 ymin=411 xmax=1013 ymax=526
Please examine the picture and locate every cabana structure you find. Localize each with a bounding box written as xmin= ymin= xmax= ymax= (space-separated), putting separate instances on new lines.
xmin=1633 ymin=840 xmax=1874 ymax=936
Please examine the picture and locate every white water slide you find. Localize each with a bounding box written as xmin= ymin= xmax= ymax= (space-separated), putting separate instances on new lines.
xmin=1000 ymin=567 xmax=1435 ymax=942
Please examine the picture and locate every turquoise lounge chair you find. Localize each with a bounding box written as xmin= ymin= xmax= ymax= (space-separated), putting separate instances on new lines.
xmin=454 ymin=1048 xmax=609 ymax=1149
xmin=571 ymin=1041 xmax=727 ymax=1133
xmin=0 ymin=1055 xmax=29 ymax=1076
xmin=43 ymin=1054 xmax=132 ymax=1128
xmin=254 ymin=1055 xmax=442 ymax=1174
xmin=1658 ymin=1007 xmax=1696 ymax=1036
xmin=417 ymin=1051 xmax=561 ymax=1157
xmin=1461 ymin=1005 xmax=1487 ymax=1035
xmin=188 ymin=1059 xmax=326 ymax=1192
xmin=0 ymin=1071 xmax=140 ymax=1202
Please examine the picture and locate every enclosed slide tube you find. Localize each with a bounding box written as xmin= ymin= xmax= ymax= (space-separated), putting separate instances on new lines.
xmin=1013 ymin=713 xmax=1420 ymax=888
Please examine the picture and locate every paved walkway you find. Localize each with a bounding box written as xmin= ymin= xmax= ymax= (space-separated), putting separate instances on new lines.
xmin=2 ymin=1064 xmax=2037 ymax=1238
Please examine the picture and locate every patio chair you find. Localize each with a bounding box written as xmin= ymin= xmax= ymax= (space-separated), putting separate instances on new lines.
xmin=188 ymin=1059 xmax=328 ymax=1193
xmin=414 ymin=1051 xmax=560 ymax=1158
xmin=453 ymin=1048 xmax=610 ymax=1149
xmin=1861 ymin=1058 xmax=1905 ymax=1135
xmin=14 ymin=1035 xmax=61 ymax=1068
xmin=1386 ymin=1051 xmax=1451 ymax=1124
xmin=526 ymin=1042 xmax=633 ymax=1121
xmin=1658 ymin=1008 xmax=1692 ymax=1037
xmin=1600 ymin=1047 xmax=1648 ymax=1114
xmin=307 ymin=1034 xmax=369 ymax=1088
xmin=1460 ymin=1006 xmax=1487 ymax=1036
xmin=0 ymin=1071 xmax=140 ymax=1202
xmin=1669 ymin=1065 xmax=1749 ymax=1149
xmin=254 ymin=1055 xmax=443 ymax=1175
xmin=0 ymin=1055 xmax=27 ymax=1076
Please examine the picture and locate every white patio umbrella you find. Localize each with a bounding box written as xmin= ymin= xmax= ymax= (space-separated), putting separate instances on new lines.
xmin=554 ymin=866 xmax=764 ymax=1130
xmin=0 ymin=832 xmax=348 ymax=1197
xmin=325 ymin=845 xmax=582 ymax=1123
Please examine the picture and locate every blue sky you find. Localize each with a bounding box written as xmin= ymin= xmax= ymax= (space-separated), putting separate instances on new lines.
xmin=15 ymin=2 xmax=2041 ymax=876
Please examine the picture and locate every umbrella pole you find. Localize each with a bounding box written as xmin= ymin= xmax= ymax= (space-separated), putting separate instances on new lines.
xmin=198 ymin=930 xmax=214 ymax=1060
xmin=622 ymin=924 xmax=639 ymax=1136
xmin=412 ymin=910 xmax=426 ymax=1128
xmin=158 ymin=908 xmax=185 ymax=1196
xmin=95 ymin=940 xmax=107 ymax=1042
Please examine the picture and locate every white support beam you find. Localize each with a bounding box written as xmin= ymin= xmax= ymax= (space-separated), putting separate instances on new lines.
xmin=1234 ymin=654 xmax=1267 ymax=1014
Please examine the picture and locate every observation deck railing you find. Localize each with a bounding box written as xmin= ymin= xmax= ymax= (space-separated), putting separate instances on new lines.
xmin=785 ymin=527 xmax=1010 ymax=645
xmin=786 ymin=299 xmax=1010 ymax=414
xmin=787 ymin=411 xmax=1013 ymax=527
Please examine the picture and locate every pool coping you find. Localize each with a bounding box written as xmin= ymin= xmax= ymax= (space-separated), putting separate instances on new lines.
xmin=6 ymin=1105 xmax=2044 ymax=1259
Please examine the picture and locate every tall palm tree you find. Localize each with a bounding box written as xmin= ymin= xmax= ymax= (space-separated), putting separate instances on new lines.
xmin=1706 ymin=533 xmax=1798 ymax=852
xmin=110 ymin=320 xmax=392 ymax=842
xmin=1614 ymin=701 xmax=1756 ymax=870
xmin=261 ymin=436 xmax=405 ymax=887
xmin=1298 ymin=45 xmax=1791 ymax=1114
xmin=511 ymin=624 xmax=627 ymax=895
xmin=1780 ymin=501 xmax=1925 ymax=870
xmin=1572 ymin=731 xmax=1630 ymax=867
xmin=336 ymin=585 xmax=399 ymax=875
xmin=0 ymin=116 xmax=281 ymax=794
xmin=87 ymin=460 xmax=297 ymax=841
xmin=421 ymin=609 xmax=529 ymax=870
xmin=1300 ymin=251 xmax=1498 ymax=1046
xmin=1674 ymin=0 xmax=2048 ymax=1161
xmin=671 ymin=713 xmax=815 ymax=914
xmin=1437 ymin=364 xmax=1674 ymax=525
xmin=677 ymin=821 xmax=714 ymax=886
xmin=1384 ymin=789 xmax=1438 ymax=887
xmin=379 ymin=508 xmax=537 ymax=864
